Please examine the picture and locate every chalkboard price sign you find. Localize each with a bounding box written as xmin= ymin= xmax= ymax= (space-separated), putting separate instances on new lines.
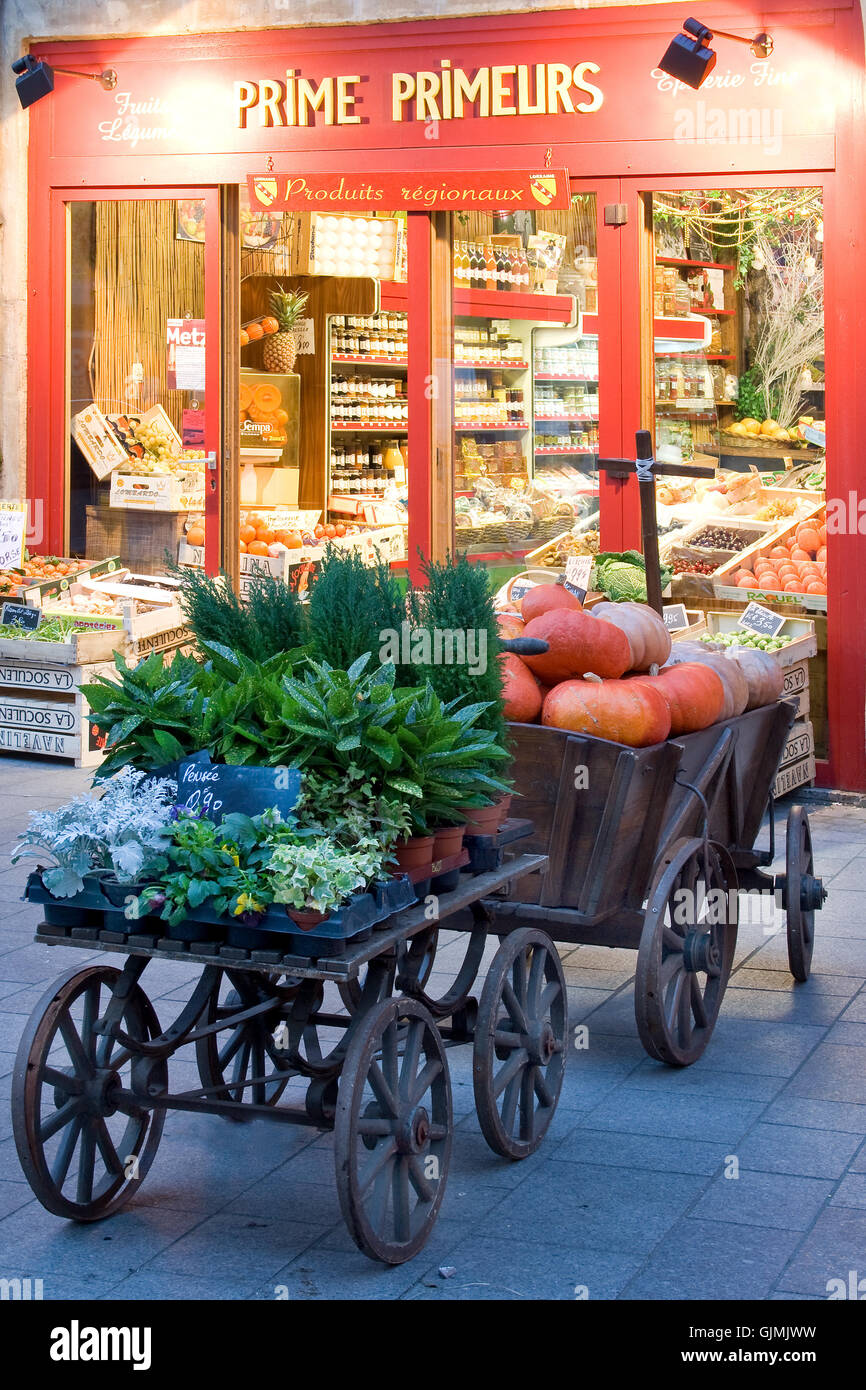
xmin=177 ymin=755 xmax=301 ymax=824
xmin=0 ymin=602 xmax=41 ymax=631
xmin=564 ymin=555 xmax=593 ymax=602
xmin=738 ymin=602 xmax=786 ymax=639
xmin=662 ymin=604 xmax=690 ymax=633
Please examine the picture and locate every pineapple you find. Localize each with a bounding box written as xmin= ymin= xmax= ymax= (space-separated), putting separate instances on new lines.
xmin=262 ymin=288 xmax=308 ymax=373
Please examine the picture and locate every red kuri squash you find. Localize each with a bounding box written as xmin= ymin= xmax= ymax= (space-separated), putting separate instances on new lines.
xmin=542 ymin=674 xmax=671 ymax=747
xmin=629 ymin=662 xmax=725 ymax=735
xmin=501 ymin=653 xmax=543 ymax=723
xmin=520 ymin=583 xmax=583 ymax=624
xmin=522 ymin=610 xmax=631 ymax=684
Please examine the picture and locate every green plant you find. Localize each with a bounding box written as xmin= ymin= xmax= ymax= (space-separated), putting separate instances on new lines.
xmin=735 ymin=365 xmax=771 ymax=423
xmin=394 ymin=685 xmax=511 ymax=834
xmin=307 ymin=546 xmax=407 ymax=672
xmin=591 ymin=551 xmax=672 ymax=603
xmin=293 ymin=767 xmax=410 ymax=871
xmin=269 ymin=836 xmax=373 ymax=914
xmin=196 ymin=641 xmax=303 ymax=764
xmin=82 ymin=650 xmax=214 ymax=780
xmin=172 ymin=566 xmax=309 ymax=662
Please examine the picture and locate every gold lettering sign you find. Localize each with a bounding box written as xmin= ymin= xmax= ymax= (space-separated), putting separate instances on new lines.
xmin=235 ymin=61 xmax=602 ymax=127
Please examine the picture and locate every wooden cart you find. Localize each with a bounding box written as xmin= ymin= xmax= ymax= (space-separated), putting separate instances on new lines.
xmin=12 ymin=844 xmax=566 ymax=1266
xmin=488 ymin=699 xmax=827 ymax=1066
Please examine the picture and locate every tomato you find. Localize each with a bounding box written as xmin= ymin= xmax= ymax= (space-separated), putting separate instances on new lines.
xmin=324 ymin=524 xmax=337 ymax=539
xmin=334 ymin=523 xmax=346 ymax=538
xmin=314 ymin=523 xmax=326 ymax=539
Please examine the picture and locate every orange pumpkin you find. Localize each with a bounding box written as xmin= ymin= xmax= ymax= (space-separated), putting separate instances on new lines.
xmin=592 ymin=601 xmax=671 ymax=672
xmin=502 ymin=654 xmax=543 ymax=723
xmin=629 ymin=663 xmax=725 ymax=735
xmin=663 ymin=645 xmax=748 ymax=720
xmin=520 ymin=583 xmax=583 ymax=624
xmin=496 ymin=612 xmax=525 ymax=642
xmin=522 ymin=610 xmax=631 ymax=684
xmin=542 ymin=675 xmax=671 ymax=747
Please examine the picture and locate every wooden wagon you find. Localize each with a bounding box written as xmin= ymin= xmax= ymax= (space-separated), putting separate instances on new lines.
xmin=487 ymin=698 xmax=826 ymax=1065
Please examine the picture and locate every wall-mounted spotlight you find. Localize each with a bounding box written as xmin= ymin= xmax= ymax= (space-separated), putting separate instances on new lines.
xmin=11 ymin=55 xmax=117 ymax=109
xmin=658 ymin=17 xmax=774 ymax=90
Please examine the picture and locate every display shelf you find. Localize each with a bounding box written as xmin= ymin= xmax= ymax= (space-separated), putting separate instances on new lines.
xmin=331 ymin=423 xmax=408 ymax=433
xmin=535 ymin=373 xmax=599 ymax=383
xmin=708 ymin=443 xmax=824 ymax=463
xmin=379 ymin=281 xmax=577 ymax=326
xmin=331 ymin=354 xmax=407 ymax=367
xmin=454 ymin=360 xmax=529 ymax=371
xmin=692 ymin=307 xmax=736 ymax=316
xmin=454 ymin=424 xmax=528 ymax=433
xmin=656 ymin=256 xmax=735 ymax=271
xmin=655 ymin=352 xmax=735 ymax=361
xmin=535 ymin=414 xmax=596 ymax=423
xmin=535 ymin=445 xmax=597 ymax=455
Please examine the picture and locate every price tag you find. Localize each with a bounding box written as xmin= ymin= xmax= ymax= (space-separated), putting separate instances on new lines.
xmin=0 ymin=602 xmax=41 ymax=631
xmin=177 ymin=754 xmax=301 ymax=825
xmin=0 ymin=502 xmax=27 ymax=570
xmin=803 ymin=425 xmax=825 ymax=448
xmin=662 ymin=604 xmax=690 ymax=633
xmin=564 ymin=555 xmax=593 ymax=601
xmin=738 ymin=601 xmax=786 ymax=639
xmin=294 ymin=318 xmax=315 ymax=355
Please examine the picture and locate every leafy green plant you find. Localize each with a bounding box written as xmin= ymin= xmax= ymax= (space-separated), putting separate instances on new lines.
xmin=195 ymin=641 xmax=303 ymax=765
xmin=735 ymin=366 xmax=771 ymax=423
xmin=406 ymin=553 xmax=505 ymax=741
xmin=394 ymin=686 xmax=510 ymax=834
xmin=307 ymin=546 xmax=407 ymax=672
xmin=293 ymin=767 xmax=410 ymax=872
xmin=591 ymin=551 xmax=672 ymax=603
xmin=172 ymin=565 xmax=308 ymax=662
xmin=82 ymin=650 xmax=214 ymax=780
xmin=269 ymin=837 xmax=374 ymax=914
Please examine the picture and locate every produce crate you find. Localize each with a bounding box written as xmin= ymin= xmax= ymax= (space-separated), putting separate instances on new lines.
xmin=0 ymin=658 xmax=115 ymax=768
xmin=701 ymin=612 xmax=817 ymax=668
xmin=724 ymin=487 xmax=823 ymax=524
xmin=13 ymin=557 xmax=122 ymax=606
xmin=713 ymin=504 xmax=826 ymax=612
xmin=669 ymin=609 xmax=707 ymax=640
xmin=781 ymin=660 xmax=810 ymax=720
xmin=86 ymin=504 xmax=189 ymax=574
xmin=773 ymin=720 xmax=815 ymax=799
xmin=668 ymin=516 xmax=776 ymax=575
xmin=109 ymin=472 xmax=205 ymax=513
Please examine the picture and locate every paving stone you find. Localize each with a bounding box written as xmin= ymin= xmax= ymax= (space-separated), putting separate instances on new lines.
xmin=407 ymin=1234 xmax=643 ymax=1300
xmin=248 ymin=1248 xmax=429 ymax=1300
xmin=733 ymin=1123 xmax=861 ymax=1179
xmin=475 ymin=1161 xmax=706 ymax=1255
xmin=578 ymin=1089 xmax=766 ymax=1144
xmin=750 ymin=934 xmax=866 ymax=978
xmin=690 ymin=1169 xmax=834 ymax=1231
xmin=840 ymin=991 xmax=866 ymax=1023
xmin=784 ymin=1043 xmax=866 ymax=1104
xmin=830 ymin=1175 xmax=866 ymax=1209
xmin=718 ymin=987 xmax=849 ymax=1026
xmin=548 ymin=1127 xmax=728 ymax=1176
xmin=142 ymin=1211 xmax=322 ymax=1278
xmin=0 ymin=1202 xmax=204 ymax=1275
xmin=761 ymin=1095 xmax=866 ymax=1136
xmin=0 ymin=1270 xmax=122 ymax=1300
xmin=775 ymin=1207 xmax=866 ymax=1297
xmin=101 ymin=1271 xmax=264 ymax=1300
xmin=621 ymin=1218 xmax=802 ymax=1300
xmin=729 ymin=968 xmax=862 ymax=998
xmin=823 ymin=1021 xmax=866 ymax=1047
xmin=694 ymin=1018 xmax=827 ymax=1077
xmin=0 ymin=1178 xmax=35 ymax=1219
xmin=624 ymin=1060 xmax=786 ymax=1102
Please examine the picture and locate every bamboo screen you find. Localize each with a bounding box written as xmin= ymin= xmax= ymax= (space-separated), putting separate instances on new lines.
xmin=91 ymin=200 xmax=204 ymax=432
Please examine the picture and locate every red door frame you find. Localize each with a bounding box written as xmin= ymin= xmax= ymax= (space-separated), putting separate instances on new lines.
xmin=31 ymin=185 xmax=222 ymax=573
xmin=619 ymin=172 xmax=859 ymax=792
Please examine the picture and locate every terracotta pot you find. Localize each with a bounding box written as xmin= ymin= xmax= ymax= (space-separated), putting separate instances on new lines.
xmin=285 ymin=907 xmax=329 ymax=931
xmin=462 ymin=803 xmax=502 ymax=836
xmin=494 ymin=794 xmax=512 ymax=821
xmin=393 ymin=835 xmax=435 ymax=873
xmin=432 ymin=823 xmax=466 ymax=860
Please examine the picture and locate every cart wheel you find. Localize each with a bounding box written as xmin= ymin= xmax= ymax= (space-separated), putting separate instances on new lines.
xmin=635 ymin=837 xmax=738 ymax=1067
xmin=473 ymin=928 xmax=567 ymax=1160
xmin=780 ymin=805 xmax=826 ymax=983
xmin=195 ymin=973 xmax=301 ymax=1117
xmin=12 ymin=965 xmax=166 ymax=1221
xmin=334 ymin=996 xmax=452 ymax=1264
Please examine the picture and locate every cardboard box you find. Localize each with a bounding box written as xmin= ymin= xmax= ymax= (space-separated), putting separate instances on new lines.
xmin=110 ymin=472 xmax=205 ymax=512
xmin=71 ymin=405 xmax=130 ymax=480
xmin=289 ymin=210 xmax=404 ymax=279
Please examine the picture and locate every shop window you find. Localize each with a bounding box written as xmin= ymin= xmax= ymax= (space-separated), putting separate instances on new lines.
xmin=651 ymin=188 xmax=826 ymax=757
xmin=450 ymin=197 xmax=599 ymax=596
xmin=66 ymin=198 xmax=208 ymax=594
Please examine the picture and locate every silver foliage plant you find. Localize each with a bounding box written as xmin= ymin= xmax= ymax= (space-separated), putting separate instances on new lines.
xmin=12 ymin=767 xmax=177 ymax=897
xmin=751 ymin=233 xmax=824 ymax=430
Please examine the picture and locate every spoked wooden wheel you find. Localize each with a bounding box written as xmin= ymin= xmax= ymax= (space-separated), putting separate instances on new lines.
xmin=635 ymin=837 xmax=738 ymax=1067
xmin=779 ymin=806 xmax=825 ymax=983
xmin=334 ymin=996 xmax=452 ymax=1264
xmin=12 ymin=965 xmax=166 ymax=1220
xmin=473 ymin=928 xmax=567 ymax=1160
xmin=195 ymin=973 xmax=302 ymax=1116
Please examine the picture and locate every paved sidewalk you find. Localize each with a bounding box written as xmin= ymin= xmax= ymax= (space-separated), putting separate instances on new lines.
xmin=0 ymin=755 xmax=864 ymax=1301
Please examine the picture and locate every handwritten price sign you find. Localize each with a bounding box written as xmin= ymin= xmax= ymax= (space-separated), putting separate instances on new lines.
xmin=0 ymin=503 xmax=27 ymax=571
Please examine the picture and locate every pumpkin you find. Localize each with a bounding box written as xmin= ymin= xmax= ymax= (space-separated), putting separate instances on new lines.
xmin=502 ymin=654 xmax=543 ymax=723
xmin=730 ymin=647 xmax=783 ymax=709
xmin=542 ymin=674 xmax=671 ymax=747
xmin=592 ymin=600 xmax=672 ymax=671
xmin=522 ymin=610 xmax=631 ymax=684
xmin=496 ymin=612 xmax=525 ymax=642
xmin=629 ymin=662 xmax=725 ymax=735
xmin=663 ymin=645 xmax=748 ymax=720
xmin=520 ymin=583 xmax=583 ymax=624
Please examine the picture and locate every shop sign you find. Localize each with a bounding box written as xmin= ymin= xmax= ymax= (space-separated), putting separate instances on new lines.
xmin=248 ymin=168 xmax=570 ymax=213
xmin=177 ymin=754 xmax=301 ymax=823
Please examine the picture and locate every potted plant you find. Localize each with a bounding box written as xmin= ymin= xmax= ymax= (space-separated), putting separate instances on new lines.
xmin=89 ymin=767 xmax=177 ymax=907
xmin=269 ymin=837 xmax=373 ymax=929
xmin=12 ymin=796 xmax=106 ymax=907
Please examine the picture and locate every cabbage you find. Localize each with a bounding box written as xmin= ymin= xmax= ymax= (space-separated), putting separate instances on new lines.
xmin=592 ymin=550 xmax=671 ymax=602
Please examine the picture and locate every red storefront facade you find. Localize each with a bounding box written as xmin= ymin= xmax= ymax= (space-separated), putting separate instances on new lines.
xmin=23 ymin=1 xmax=865 ymax=787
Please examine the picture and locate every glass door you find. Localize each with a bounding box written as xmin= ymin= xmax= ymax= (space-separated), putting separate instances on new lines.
xmin=63 ymin=189 xmax=221 ymax=585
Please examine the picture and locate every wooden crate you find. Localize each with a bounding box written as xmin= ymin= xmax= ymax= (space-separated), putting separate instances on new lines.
xmin=701 ymin=612 xmax=817 ymax=668
xmin=85 ymin=503 xmax=188 ymax=574
xmin=713 ymin=503 xmax=826 ymax=612
xmin=668 ymin=515 xmax=776 ymax=575
xmin=781 ymin=660 xmax=810 ymax=720
xmin=773 ymin=720 xmax=815 ymax=798
xmin=0 ymin=659 xmax=116 ymax=768
xmin=670 ymin=609 xmax=707 ymax=640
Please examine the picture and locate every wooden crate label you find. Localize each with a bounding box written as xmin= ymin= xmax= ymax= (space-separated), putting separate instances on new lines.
xmin=0 ymin=726 xmax=80 ymax=757
xmin=0 ymin=697 xmax=79 ymax=733
xmin=133 ymin=624 xmax=194 ymax=656
xmin=0 ymin=662 xmax=76 ymax=691
xmin=774 ymin=755 xmax=816 ymax=798
xmin=779 ymin=722 xmax=814 ymax=769
xmin=782 ymin=662 xmax=809 ymax=697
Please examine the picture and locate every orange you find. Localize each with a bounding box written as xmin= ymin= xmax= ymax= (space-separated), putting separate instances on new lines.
xmin=246 ymin=514 xmax=263 ymax=529
xmin=806 ymin=580 xmax=826 ymax=595
xmin=240 ymin=329 xmax=249 ymax=347
xmin=818 ymin=524 xmax=827 ymax=546
xmin=796 ymin=528 xmax=821 ymax=554
xmin=240 ymin=524 xmax=257 ymax=545
xmin=817 ymin=546 xmax=827 ymax=562
xmin=186 ymin=524 xmax=205 ymax=547
xmin=790 ymin=547 xmax=810 ymax=561
xmin=247 ymin=540 xmax=270 ymax=556
xmin=284 ymin=532 xmax=303 ymax=548
xmin=261 ymin=317 xmax=279 ymax=335
xmin=239 ymin=384 xmax=253 ymax=412
xmin=239 ymin=539 xmax=248 ymax=553
xmin=255 ymin=525 xmax=275 ymax=544
xmin=737 ymin=575 xmax=754 ymax=588
xmin=246 ymin=322 xmax=264 ymax=341
xmin=783 ymin=580 xmax=802 ymax=593
xmin=253 ymin=383 xmax=281 ymax=412
xmin=274 ymin=409 xmax=289 ymax=426
xmin=768 ymin=546 xmax=789 ymax=560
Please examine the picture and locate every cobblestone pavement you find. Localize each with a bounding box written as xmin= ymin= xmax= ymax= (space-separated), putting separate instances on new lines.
xmin=0 ymin=757 xmax=864 ymax=1301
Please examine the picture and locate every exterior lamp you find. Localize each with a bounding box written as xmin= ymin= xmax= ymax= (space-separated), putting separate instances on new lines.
xmin=11 ymin=55 xmax=117 ymax=109
xmin=658 ymin=18 xmax=774 ymax=89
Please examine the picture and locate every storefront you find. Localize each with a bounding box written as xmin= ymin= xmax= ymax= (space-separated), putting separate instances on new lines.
xmin=18 ymin=1 xmax=865 ymax=787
